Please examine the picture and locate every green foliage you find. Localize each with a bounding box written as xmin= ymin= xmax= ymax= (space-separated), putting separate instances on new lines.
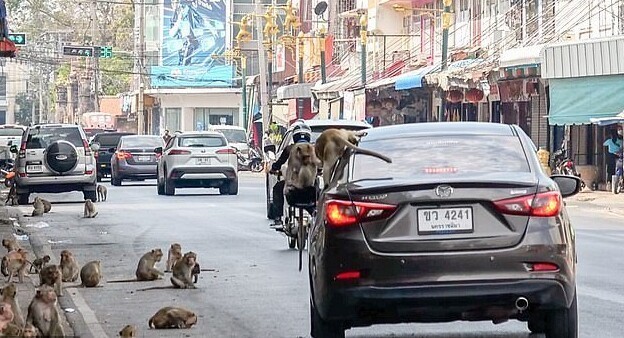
xmin=14 ymin=93 xmax=36 ymax=126
xmin=55 ymin=64 xmax=70 ymax=85
xmin=100 ymin=56 xmax=133 ymax=95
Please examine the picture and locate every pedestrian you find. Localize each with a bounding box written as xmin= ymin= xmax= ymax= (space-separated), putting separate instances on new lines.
xmin=603 ymin=128 xmax=622 ymax=183
xmin=163 ymin=129 xmax=172 ymax=144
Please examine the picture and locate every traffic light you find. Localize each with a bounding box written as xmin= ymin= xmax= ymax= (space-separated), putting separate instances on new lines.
xmin=99 ymin=46 xmax=113 ymax=58
xmin=7 ymin=33 xmax=26 ymax=45
xmin=63 ymin=46 xmax=95 ymax=57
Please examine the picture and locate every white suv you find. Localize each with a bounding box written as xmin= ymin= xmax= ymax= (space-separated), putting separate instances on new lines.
xmin=12 ymin=124 xmax=98 ymax=204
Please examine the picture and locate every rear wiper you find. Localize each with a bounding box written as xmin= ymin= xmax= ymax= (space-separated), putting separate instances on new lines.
xmin=187 ymin=144 xmax=206 ymax=147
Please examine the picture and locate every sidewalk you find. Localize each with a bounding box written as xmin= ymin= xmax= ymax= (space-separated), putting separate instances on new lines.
xmin=571 ymin=188 xmax=624 ymax=217
xmin=0 ymin=203 xmax=75 ymax=336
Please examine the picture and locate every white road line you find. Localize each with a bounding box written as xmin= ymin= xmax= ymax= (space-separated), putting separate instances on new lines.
xmin=65 ymin=287 xmax=109 ymax=338
xmin=578 ymin=285 xmax=624 ymax=305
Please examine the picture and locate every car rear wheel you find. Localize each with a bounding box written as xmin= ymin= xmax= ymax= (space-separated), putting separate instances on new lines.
xmin=310 ymin=300 xmax=344 ymax=338
xmin=544 ymin=292 xmax=578 ymax=338
xmin=83 ymin=190 xmax=97 ymax=203
xmin=288 ymin=236 xmax=296 ymax=249
xmin=157 ymin=177 xmax=165 ymax=195
xmin=17 ymin=193 xmax=29 ymax=205
xmin=227 ymin=179 xmax=238 ymax=195
xmin=111 ymin=171 xmax=122 ymax=186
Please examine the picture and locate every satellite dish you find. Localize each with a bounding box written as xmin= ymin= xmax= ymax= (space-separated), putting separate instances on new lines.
xmin=314 ymin=1 xmax=328 ymax=16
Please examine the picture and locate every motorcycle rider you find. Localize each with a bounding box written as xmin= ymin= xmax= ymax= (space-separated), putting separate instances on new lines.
xmin=269 ymin=120 xmax=316 ymax=228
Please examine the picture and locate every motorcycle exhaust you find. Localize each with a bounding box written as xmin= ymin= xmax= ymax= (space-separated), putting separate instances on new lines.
xmin=515 ymin=297 xmax=529 ymax=312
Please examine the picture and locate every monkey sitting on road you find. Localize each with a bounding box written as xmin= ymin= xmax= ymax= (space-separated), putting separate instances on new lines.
xmin=0 ymin=302 xmax=14 ymax=333
xmin=148 ymin=306 xmax=197 ymax=329
xmin=119 ymin=324 xmax=137 ymax=337
xmin=39 ymin=264 xmax=63 ymax=296
xmin=26 ymin=285 xmax=64 ymax=337
xmin=21 ymin=323 xmax=41 ymax=337
xmin=314 ymin=128 xmax=392 ymax=187
xmin=4 ymin=185 xmax=17 ymax=206
xmin=108 ymin=249 xmax=164 ymax=283
xmin=34 ymin=197 xmax=51 ymax=213
xmin=60 ymin=250 xmax=80 ymax=283
xmin=1 ymin=322 xmax=21 ymax=336
xmin=166 ymin=243 xmax=182 ymax=273
xmin=2 ymin=249 xmax=29 ymax=283
xmin=284 ymin=143 xmax=320 ymax=199
xmin=29 ymin=255 xmax=51 ymax=274
xmin=2 ymin=239 xmax=19 ymax=253
xmin=1 ymin=283 xmax=24 ymax=328
xmin=24 ymin=198 xmax=45 ymax=217
xmin=171 ymin=252 xmax=197 ymax=289
xmin=97 ymin=184 xmax=107 ymax=202
xmin=80 ymin=261 xmax=102 ymax=287
xmin=83 ymin=199 xmax=98 ymax=218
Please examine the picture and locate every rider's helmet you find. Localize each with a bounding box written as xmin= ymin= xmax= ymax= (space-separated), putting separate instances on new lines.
xmin=291 ymin=120 xmax=311 ymax=143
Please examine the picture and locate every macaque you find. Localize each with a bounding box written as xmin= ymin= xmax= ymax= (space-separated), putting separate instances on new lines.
xmin=166 ymin=244 xmax=182 ymax=273
xmin=5 ymin=185 xmax=17 ymax=206
xmin=1 ymin=283 xmax=24 ymax=327
xmin=0 ymin=303 xmax=14 ymax=333
xmin=83 ymin=200 xmax=98 ymax=218
xmin=21 ymin=323 xmax=40 ymax=337
xmin=59 ymin=250 xmax=80 ymax=282
xmin=29 ymin=255 xmax=51 ymax=274
xmin=2 ymin=239 xmax=19 ymax=253
xmin=148 ymin=307 xmax=197 ymax=329
xmin=2 ymin=249 xmax=29 ymax=283
xmin=136 ymin=249 xmax=164 ymax=281
xmin=26 ymin=285 xmax=64 ymax=337
xmin=314 ymin=129 xmax=392 ymax=186
xmin=2 ymin=322 xmax=21 ymax=336
xmin=28 ymin=199 xmax=45 ymax=217
xmin=34 ymin=197 xmax=51 ymax=213
xmin=284 ymin=143 xmax=321 ymax=193
xmin=171 ymin=252 xmax=197 ymax=289
xmin=80 ymin=261 xmax=102 ymax=287
xmin=118 ymin=324 xmax=136 ymax=337
xmin=39 ymin=265 xmax=63 ymax=296
xmin=97 ymin=185 xmax=108 ymax=202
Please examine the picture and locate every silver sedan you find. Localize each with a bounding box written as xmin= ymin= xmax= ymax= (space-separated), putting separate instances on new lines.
xmin=155 ymin=131 xmax=238 ymax=196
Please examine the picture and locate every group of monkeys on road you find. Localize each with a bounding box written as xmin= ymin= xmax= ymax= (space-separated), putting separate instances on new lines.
xmin=0 ymin=239 xmax=200 ymax=336
xmin=285 ymin=128 xmax=392 ymax=193
xmin=15 ymin=184 xmax=107 ymax=219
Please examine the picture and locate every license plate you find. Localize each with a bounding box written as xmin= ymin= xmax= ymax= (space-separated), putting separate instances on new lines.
xmin=196 ymin=158 xmax=211 ymax=165
xmin=26 ymin=165 xmax=42 ymax=172
xmin=417 ymin=207 xmax=474 ymax=234
xmin=136 ymin=156 xmax=150 ymax=162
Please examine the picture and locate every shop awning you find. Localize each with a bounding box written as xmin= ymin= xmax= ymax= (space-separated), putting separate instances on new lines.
xmin=311 ymin=75 xmax=362 ymax=100
xmin=424 ymin=58 xmax=492 ymax=90
xmin=394 ymin=65 xmax=440 ymax=90
xmin=276 ymin=83 xmax=313 ymax=100
xmin=366 ymin=74 xmax=403 ymax=90
xmin=499 ymin=44 xmax=544 ymax=68
xmin=548 ymin=75 xmax=624 ymax=125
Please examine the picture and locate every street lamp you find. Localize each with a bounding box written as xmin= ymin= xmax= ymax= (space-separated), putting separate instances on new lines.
xmin=439 ymin=0 xmax=453 ymax=122
xmin=318 ymin=27 xmax=327 ymax=84
xmin=297 ymin=32 xmax=305 ymax=119
xmin=360 ymin=14 xmax=368 ymax=86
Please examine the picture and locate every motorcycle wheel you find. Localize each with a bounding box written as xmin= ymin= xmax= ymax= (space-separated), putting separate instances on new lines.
xmin=250 ymin=161 xmax=263 ymax=173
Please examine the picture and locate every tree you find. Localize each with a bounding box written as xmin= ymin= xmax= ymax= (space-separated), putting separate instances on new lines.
xmin=14 ymin=92 xmax=36 ymax=125
xmin=100 ymin=56 xmax=133 ymax=95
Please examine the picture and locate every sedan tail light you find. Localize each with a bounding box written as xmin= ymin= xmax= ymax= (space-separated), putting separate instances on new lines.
xmin=493 ymin=191 xmax=562 ymax=217
xmin=325 ymin=199 xmax=397 ymax=228
xmin=216 ymin=148 xmax=236 ymax=155
xmin=168 ymin=149 xmax=191 ymax=155
xmin=116 ymin=151 xmax=132 ymax=160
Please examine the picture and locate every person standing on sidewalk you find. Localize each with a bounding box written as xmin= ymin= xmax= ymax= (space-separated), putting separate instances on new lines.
xmin=603 ymin=128 xmax=622 ymax=184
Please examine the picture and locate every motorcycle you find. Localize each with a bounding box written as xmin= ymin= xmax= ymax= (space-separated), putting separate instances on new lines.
xmin=235 ymin=146 xmax=263 ymax=172
xmin=552 ymin=149 xmax=586 ymax=190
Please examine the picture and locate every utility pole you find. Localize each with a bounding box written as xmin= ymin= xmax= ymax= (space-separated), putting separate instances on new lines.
xmin=255 ymin=0 xmax=270 ymax=134
xmin=38 ymin=75 xmax=44 ymax=123
xmin=137 ymin=0 xmax=145 ymax=134
xmin=439 ymin=0 xmax=453 ymax=122
xmin=297 ymin=32 xmax=304 ymax=119
xmin=360 ymin=14 xmax=367 ymax=86
xmin=91 ymin=0 xmax=100 ymax=111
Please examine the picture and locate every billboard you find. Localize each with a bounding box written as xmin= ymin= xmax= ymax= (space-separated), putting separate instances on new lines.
xmin=151 ymin=0 xmax=233 ymax=88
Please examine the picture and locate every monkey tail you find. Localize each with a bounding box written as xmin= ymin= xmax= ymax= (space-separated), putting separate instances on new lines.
xmin=342 ymin=141 xmax=392 ymax=164
xmin=106 ymin=278 xmax=138 ymax=283
xmin=148 ymin=317 xmax=155 ymax=329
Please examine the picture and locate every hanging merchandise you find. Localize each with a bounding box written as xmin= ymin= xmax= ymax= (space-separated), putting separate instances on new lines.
xmin=465 ymin=88 xmax=484 ymax=103
xmin=447 ymin=90 xmax=464 ymax=103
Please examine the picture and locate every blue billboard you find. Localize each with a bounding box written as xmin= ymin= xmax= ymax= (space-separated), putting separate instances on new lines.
xmin=152 ymin=0 xmax=232 ymax=88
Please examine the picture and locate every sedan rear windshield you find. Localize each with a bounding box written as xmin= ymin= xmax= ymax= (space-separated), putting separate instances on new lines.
xmin=0 ymin=128 xmax=24 ymax=136
xmin=120 ymin=136 xmax=163 ymax=148
xmin=214 ymin=129 xmax=246 ymax=143
xmin=26 ymin=127 xmax=83 ymax=149
xmin=310 ymin=126 xmax=369 ymax=143
xmin=351 ymin=135 xmax=530 ymax=181
xmin=179 ymin=136 xmax=226 ymax=147
xmin=95 ymin=134 xmax=132 ymax=146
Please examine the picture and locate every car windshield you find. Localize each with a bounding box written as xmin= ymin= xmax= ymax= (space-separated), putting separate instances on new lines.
xmin=179 ymin=136 xmax=226 ymax=147
xmin=120 ymin=136 xmax=163 ymax=148
xmin=351 ymin=135 xmax=530 ymax=181
xmin=215 ymin=129 xmax=246 ymax=143
xmin=310 ymin=126 xmax=369 ymax=143
xmin=0 ymin=128 xmax=24 ymax=137
xmin=95 ymin=134 xmax=132 ymax=147
xmin=25 ymin=127 xmax=83 ymax=149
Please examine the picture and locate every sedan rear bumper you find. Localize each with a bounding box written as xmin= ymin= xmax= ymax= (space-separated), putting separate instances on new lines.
xmin=318 ymin=279 xmax=572 ymax=326
xmin=169 ymin=166 xmax=237 ymax=180
xmin=116 ymin=164 xmax=157 ymax=178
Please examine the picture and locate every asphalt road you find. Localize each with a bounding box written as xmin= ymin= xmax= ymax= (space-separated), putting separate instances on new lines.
xmin=14 ymin=173 xmax=624 ymax=338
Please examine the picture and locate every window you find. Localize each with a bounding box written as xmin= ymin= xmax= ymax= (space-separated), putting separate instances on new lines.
xmin=0 ymin=76 xmax=6 ymax=97
xmin=120 ymin=136 xmax=164 ymax=148
xmin=165 ymin=108 xmax=181 ymax=132
xmin=26 ymin=127 xmax=84 ymax=149
xmin=0 ymin=128 xmax=24 ymax=137
xmin=212 ymin=128 xmax=246 ymax=143
xmin=351 ymin=135 xmax=531 ymax=181
xmin=94 ymin=134 xmax=132 ymax=147
xmin=194 ymin=108 xmax=236 ymax=130
xmin=179 ymin=136 xmax=226 ymax=147
xmin=194 ymin=108 xmax=210 ymax=131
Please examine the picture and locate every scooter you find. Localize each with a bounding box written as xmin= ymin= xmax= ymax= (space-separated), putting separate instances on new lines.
xmin=235 ymin=146 xmax=263 ymax=172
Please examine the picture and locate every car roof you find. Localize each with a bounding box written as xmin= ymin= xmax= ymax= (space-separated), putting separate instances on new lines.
xmin=176 ymin=131 xmax=225 ymax=137
xmin=29 ymin=124 xmax=80 ymax=129
xmin=120 ymin=135 xmax=161 ymax=139
xmin=287 ymin=119 xmax=371 ymax=131
xmin=209 ymin=125 xmax=244 ymax=130
xmin=361 ymin=122 xmax=518 ymax=142
xmin=0 ymin=124 xmax=26 ymax=129
xmin=93 ymin=132 xmax=134 ymax=138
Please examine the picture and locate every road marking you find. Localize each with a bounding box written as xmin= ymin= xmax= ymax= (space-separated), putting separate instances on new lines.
xmin=578 ymin=285 xmax=624 ymax=305
xmin=66 ymin=287 xmax=109 ymax=338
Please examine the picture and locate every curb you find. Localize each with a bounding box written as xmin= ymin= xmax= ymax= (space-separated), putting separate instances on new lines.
xmin=28 ymin=228 xmax=93 ymax=338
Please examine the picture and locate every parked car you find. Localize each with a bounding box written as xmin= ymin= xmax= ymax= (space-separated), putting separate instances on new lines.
xmin=0 ymin=124 xmax=26 ymax=168
xmin=91 ymin=132 xmax=135 ymax=181
xmin=264 ymin=119 xmax=371 ymax=219
xmin=110 ymin=135 xmax=163 ymax=186
xmin=309 ymin=122 xmax=581 ymax=338
xmin=11 ymin=124 xmax=98 ymax=204
xmin=155 ymin=131 xmax=238 ymax=196
xmin=209 ymin=125 xmax=249 ymax=156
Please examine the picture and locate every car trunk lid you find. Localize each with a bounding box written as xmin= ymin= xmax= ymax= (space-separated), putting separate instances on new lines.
xmin=123 ymin=148 xmax=157 ymax=165
xmin=347 ymin=173 xmax=539 ymax=253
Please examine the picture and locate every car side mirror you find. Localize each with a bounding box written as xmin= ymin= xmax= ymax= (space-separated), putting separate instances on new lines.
xmin=154 ymin=147 xmax=163 ymax=154
xmin=551 ymin=175 xmax=582 ymax=198
xmin=9 ymin=145 xmax=17 ymax=154
xmin=264 ymin=144 xmax=276 ymax=154
xmin=108 ymin=147 xmax=117 ymax=154
xmin=90 ymin=143 xmax=100 ymax=152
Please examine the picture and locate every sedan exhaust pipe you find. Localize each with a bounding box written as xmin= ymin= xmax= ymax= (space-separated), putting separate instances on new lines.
xmin=515 ymin=297 xmax=529 ymax=312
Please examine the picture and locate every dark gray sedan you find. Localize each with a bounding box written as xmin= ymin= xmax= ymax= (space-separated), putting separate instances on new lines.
xmin=110 ymin=135 xmax=164 ymax=186
xmin=309 ymin=122 xmax=581 ymax=338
